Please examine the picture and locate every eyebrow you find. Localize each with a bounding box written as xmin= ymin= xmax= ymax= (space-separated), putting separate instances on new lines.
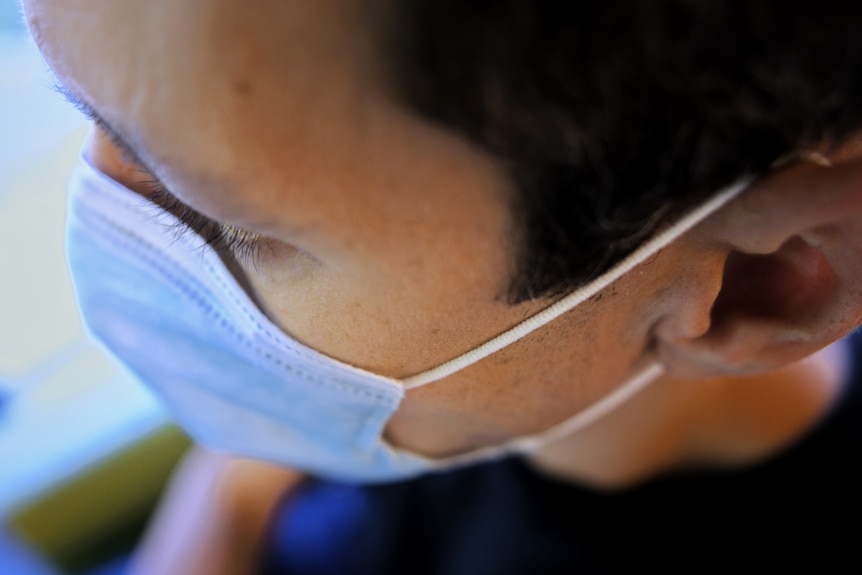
xmin=52 ymin=81 xmax=157 ymax=174
xmin=53 ymin=80 xmax=236 ymax=202
xmin=51 ymin=77 xmax=314 ymax=242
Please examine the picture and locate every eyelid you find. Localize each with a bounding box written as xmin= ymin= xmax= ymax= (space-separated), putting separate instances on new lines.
xmin=53 ymin=80 xmax=153 ymax=171
xmin=95 ymin=119 xmax=147 ymax=167
xmin=52 ymin=81 xmax=270 ymax=261
xmin=137 ymin=175 xmax=270 ymax=263
xmin=88 ymin=124 xmax=269 ymax=262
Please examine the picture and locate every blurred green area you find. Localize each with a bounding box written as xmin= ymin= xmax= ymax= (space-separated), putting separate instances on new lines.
xmin=11 ymin=427 xmax=190 ymax=573
xmin=0 ymin=5 xmax=185 ymax=572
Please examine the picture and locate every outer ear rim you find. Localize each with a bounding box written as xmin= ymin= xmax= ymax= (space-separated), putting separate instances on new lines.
xmin=655 ymin=153 xmax=862 ymax=379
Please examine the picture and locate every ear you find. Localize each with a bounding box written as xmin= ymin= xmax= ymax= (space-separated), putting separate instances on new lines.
xmin=654 ymin=147 xmax=862 ymax=379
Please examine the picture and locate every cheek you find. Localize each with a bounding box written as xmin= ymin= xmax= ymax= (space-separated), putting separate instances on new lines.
xmin=384 ymin=290 xmax=652 ymax=458
xmin=513 ymin=304 xmax=649 ymax=425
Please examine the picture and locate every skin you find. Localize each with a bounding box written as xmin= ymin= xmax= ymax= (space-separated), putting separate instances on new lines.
xmin=25 ymin=1 xmax=862 ymax=573
xmin=22 ymin=0 xmax=856 ymax=482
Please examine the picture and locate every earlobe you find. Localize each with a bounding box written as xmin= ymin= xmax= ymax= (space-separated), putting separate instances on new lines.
xmin=655 ymin=154 xmax=862 ymax=379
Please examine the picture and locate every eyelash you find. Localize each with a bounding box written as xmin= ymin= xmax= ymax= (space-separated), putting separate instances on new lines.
xmin=90 ymin=118 xmax=268 ymax=262
xmin=137 ymin=177 xmax=270 ymax=263
xmin=53 ymin=81 xmax=270 ymax=261
xmin=54 ymin=84 xmax=269 ymax=262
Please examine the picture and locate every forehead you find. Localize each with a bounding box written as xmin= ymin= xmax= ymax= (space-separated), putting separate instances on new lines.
xmin=25 ymin=0 xmax=372 ymax=94
xmin=24 ymin=0 xmax=517 ymax=291
xmin=25 ymin=0 xmax=375 ymax=172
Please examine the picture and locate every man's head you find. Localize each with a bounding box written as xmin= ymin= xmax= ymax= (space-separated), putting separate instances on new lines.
xmin=22 ymin=0 xmax=862 ymax=464
xmin=389 ymin=1 xmax=862 ymax=301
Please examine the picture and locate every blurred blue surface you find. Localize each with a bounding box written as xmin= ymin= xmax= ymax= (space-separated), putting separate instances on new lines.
xmin=0 ymin=3 xmax=88 ymax=202
xmin=0 ymin=0 xmax=168 ymax=520
xmin=0 ymin=1 xmax=24 ymax=32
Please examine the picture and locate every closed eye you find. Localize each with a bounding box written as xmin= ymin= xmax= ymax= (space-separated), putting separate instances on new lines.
xmin=138 ymin=176 xmax=271 ymax=263
xmin=53 ymin=80 xmax=272 ymax=262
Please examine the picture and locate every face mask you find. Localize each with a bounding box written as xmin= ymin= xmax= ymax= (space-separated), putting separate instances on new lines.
xmin=65 ymin=156 xmax=749 ymax=482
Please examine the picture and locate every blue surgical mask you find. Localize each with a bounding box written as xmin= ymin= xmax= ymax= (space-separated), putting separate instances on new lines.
xmin=65 ymin=154 xmax=748 ymax=482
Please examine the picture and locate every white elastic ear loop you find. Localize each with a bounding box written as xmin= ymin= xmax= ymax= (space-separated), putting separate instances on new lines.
xmin=403 ymin=176 xmax=752 ymax=389
xmin=417 ymin=362 xmax=666 ymax=469
xmin=510 ymin=362 xmax=665 ymax=453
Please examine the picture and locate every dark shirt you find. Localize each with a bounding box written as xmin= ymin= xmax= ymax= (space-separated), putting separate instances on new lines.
xmin=262 ymin=333 xmax=862 ymax=574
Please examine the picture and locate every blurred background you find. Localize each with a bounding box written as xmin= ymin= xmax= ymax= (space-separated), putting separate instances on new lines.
xmin=0 ymin=3 xmax=188 ymax=573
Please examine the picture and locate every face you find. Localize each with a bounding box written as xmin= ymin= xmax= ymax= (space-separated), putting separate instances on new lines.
xmin=24 ymin=0 xmax=696 ymax=457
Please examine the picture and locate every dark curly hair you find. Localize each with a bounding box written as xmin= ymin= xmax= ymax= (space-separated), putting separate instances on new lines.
xmin=384 ymin=0 xmax=862 ymax=302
